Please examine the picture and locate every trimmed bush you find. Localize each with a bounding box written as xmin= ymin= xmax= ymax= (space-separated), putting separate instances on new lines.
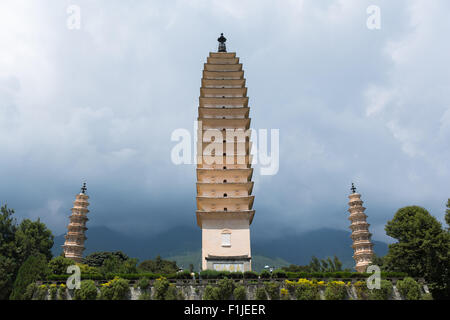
xmin=74 ymin=280 xmax=98 ymax=300
xmin=271 ymin=270 xmax=286 ymax=279
xmin=354 ymin=281 xmax=369 ymax=300
xmin=421 ymin=293 xmax=433 ymax=300
xmin=264 ymin=282 xmax=280 ymax=300
xmin=259 ymin=270 xmax=271 ymax=279
xmin=35 ymin=284 xmax=48 ymax=300
xmin=396 ymin=277 xmax=422 ymax=300
xmin=23 ymin=283 xmax=38 ymax=300
xmin=216 ymin=278 xmax=235 ymax=300
xmin=153 ymin=277 xmax=181 ymax=300
xmin=49 ymin=283 xmax=58 ymax=300
xmin=280 ymin=288 xmax=290 ymax=300
xmin=48 ymin=256 xmax=75 ymax=275
xmin=137 ymin=277 xmax=150 ymax=290
xmin=234 ymin=285 xmax=247 ymax=300
xmin=368 ymin=279 xmax=393 ymax=300
xmin=139 ymin=292 xmax=152 ymax=300
xmin=244 ymin=271 xmax=258 ymax=279
xmin=255 ymin=287 xmax=267 ymax=300
xmin=324 ymin=281 xmax=347 ymax=300
xmin=293 ymin=279 xmax=320 ymax=300
xmin=99 ymin=277 xmax=130 ymax=300
xmin=58 ymin=284 xmax=67 ymax=300
xmin=203 ymin=285 xmax=218 ymax=300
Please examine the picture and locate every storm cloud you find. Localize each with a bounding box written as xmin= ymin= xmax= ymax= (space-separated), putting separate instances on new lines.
xmin=0 ymin=0 xmax=449 ymax=243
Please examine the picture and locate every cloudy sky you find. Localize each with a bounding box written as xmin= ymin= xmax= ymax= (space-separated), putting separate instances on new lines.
xmin=1 ymin=0 xmax=449 ymax=243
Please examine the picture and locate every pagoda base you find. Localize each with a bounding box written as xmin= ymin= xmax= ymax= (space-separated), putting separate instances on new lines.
xmin=205 ymin=255 xmax=251 ymax=272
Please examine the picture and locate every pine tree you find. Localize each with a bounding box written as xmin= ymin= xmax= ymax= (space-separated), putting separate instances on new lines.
xmin=9 ymin=254 xmax=49 ymax=300
xmin=445 ymin=199 xmax=450 ymax=230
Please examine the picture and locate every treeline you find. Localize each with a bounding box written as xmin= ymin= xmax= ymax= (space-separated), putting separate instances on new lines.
xmin=1 ymin=201 xmax=449 ymax=300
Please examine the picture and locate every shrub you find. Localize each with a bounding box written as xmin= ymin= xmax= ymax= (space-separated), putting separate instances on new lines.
xmin=35 ymin=284 xmax=48 ymax=300
xmin=49 ymin=283 xmax=58 ymax=300
xmin=99 ymin=277 xmax=130 ymax=300
xmin=230 ymin=272 xmax=244 ymax=279
xmin=137 ymin=277 xmax=150 ymax=290
xmin=203 ymin=285 xmax=218 ymax=300
xmin=324 ymin=281 xmax=347 ymax=300
xmin=272 ymin=270 xmax=286 ymax=279
xmin=368 ymin=279 xmax=393 ymax=300
xmin=58 ymin=284 xmax=67 ymax=300
xmin=176 ymin=271 xmax=192 ymax=280
xmin=260 ymin=270 xmax=271 ymax=279
xmin=234 ymin=286 xmax=247 ymax=300
xmin=169 ymin=284 xmax=185 ymax=300
xmin=153 ymin=277 xmax=181 ymax=300
xmin=294 ymin=279 xmax=320 ymax=300
xmin=76 ymin=263 xmax=99 ymax=275
xmin=200 ymin=270 xmax=233 ymax=279
xmin=396 ymin=277 xmax=422 ymax=300
xmin=216 ymin=278 xmax=235 ymax=300
xmin=264 ymin=282 xmax=280 ymax=300
xmin=9 ymin=254 xmax=49 ymax=300
xmin=421 ymin=293 xmax=433 ymax=300
xmin=280 ymin=288 xmax=290 ymax=300
xmin=74 ymin=280 xmax=98 ymax=300
xmin=244 ymin=271 xmax=258 ymax=279
xmin=255 ymin=287 xmax=267 ymax=300
xmin=139 ymin=292 xmax=152 ymax=300
xmin=354 ymin=281 xmax=369 ymax=300
xmin=23 ymin=283 xmax=38 ymax=300
xmin=48 ymin=256 xmax=75 ymax=275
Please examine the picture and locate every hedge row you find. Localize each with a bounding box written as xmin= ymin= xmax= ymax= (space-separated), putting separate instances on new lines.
xmin=46 ymin=270 xmax=408 ymax=281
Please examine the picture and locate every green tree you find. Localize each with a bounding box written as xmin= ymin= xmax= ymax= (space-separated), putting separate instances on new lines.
xmin=14 ymin=218 xmax=54 ymax=264
xmin=9 ymin=254 xmax=49 ymax=300
xmin=309 ymin=256 xmax=321 ymax=272
xmin=137 ymin=255 xmax=178 ymax=274
xmin=0 ymin=205 xmax=18 ymax=300
xmin=281 ymin=264 xmax=311 ymax=272
xmin=48 ymin=256 xmax=74 ymax=275
xmin=371 ymin=254 xmax=385 ymax=270
xmin=332 ymin=255 xmax=343 ymax=272
xmin=0 ymin=205 xmax=54 ymax=300
xmin=84 ymin=251 xmax=129 ymax=268
xmin=384 ymin=206 xmax=450 ymax=299
xmin=445 ymin=199 xmax=450 ymax=230
xmin=100 ymin=256 xmax=137 ymax=275
xmin=74 ymin=280 xmax=98 ymax=300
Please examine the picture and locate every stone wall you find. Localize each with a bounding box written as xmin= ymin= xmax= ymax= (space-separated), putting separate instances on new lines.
xmin=36 ymin=278 xmax=430 ymax=300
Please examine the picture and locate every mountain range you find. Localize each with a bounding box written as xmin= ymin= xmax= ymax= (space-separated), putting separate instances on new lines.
xmin=52 ymin=226 xmax=388 ymax=272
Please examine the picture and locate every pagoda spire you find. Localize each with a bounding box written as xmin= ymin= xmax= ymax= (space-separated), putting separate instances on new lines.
xmin=347 ymin=185 xmax=374 ymax=272
xmin=62 ymin=182 xmax=90 ymax=263
xmin=217 ymin=33 xmax=227 ymax=52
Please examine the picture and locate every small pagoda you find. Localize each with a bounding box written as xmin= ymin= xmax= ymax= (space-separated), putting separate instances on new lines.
xmin=348 ymin=183 xmax=374 ymax=272
xmin=62 ymin=182 xmax=90 ymax=263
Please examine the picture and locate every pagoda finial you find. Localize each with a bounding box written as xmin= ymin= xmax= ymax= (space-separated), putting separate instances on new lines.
xmin=351 ymin=183 xmax=356 ymax=194
xmin=81 ymin=182 xmax=87 ymax=194
xmin=217 ymin=33 xmax=227 ymax=52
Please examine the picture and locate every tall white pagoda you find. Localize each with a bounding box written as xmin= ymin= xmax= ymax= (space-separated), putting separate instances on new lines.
xmin=196 ymin=34 xmax=255 ymax=272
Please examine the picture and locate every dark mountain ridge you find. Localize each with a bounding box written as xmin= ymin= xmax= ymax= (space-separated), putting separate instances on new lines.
xmin=53 ymin=225 xmax=388 ymax=269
